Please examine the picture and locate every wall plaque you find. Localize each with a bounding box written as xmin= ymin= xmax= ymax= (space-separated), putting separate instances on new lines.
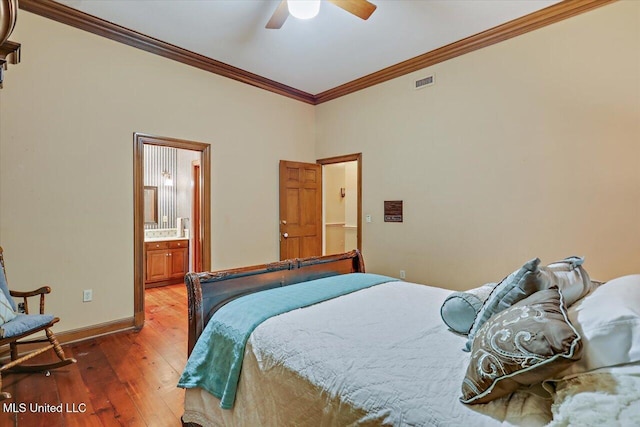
xmin=384 ymin=200 xmax=403 ymax=222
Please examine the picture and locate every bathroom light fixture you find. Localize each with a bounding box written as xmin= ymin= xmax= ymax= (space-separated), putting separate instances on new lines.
xmin=288 ymin=0 xmax=321 ymax=20
xmin=161 ymin=170 xmax=173 ymax=186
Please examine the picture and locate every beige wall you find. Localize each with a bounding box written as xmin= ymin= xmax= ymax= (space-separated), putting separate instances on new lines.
xmin=316 ymin=1 xmax=640 ymax=290
xmin=0 ymin=12 xmax=315 ymax=331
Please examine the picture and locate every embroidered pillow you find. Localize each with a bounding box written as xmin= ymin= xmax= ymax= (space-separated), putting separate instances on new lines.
xmin=440 ymin=283 xmax=498 ymax=335
xmin=460 ymin=287 xmax=582 ymax=404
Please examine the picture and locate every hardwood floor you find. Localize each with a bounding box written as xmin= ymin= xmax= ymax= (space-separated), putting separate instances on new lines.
xmin=0 ymin=284 xmax=188 ymax=426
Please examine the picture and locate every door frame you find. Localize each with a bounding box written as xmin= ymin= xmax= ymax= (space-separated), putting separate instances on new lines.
xmin=192 ymin=159 xmax=202 ymax=272
xmin=133 ymin=133 xmax=211 ymax=328
xmin=316 ymin=153 xmax=362 ymax=251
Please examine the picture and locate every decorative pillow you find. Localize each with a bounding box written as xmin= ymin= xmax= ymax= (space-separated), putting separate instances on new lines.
xmin=538 ymin=256 xmax=596 ymax=307
xmin=557 ymin=274 xmax=640 ymax=377
xmin=0 ymin=288 xmax=17 ymax=326
xmin=0 ymin=264 xmax=17 ymax=311
xmin=460 ymin=287 xmax=582 ymax=404
xmin=465 ymin=258 xmax=546 ymax=351
xmin=440 ymin=283 xmax=498 ymax=335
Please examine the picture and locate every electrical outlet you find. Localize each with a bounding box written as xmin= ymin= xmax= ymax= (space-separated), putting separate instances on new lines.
xmin=399 ymin=270 xmax=406 ymax=279
xmin=83 ymin=289 xmax=93 ymax=302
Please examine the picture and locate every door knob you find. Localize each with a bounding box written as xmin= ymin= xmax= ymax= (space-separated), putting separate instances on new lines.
xmin=282 ymin=233 xmax=289 ymax=238
xmin=281 ymin=220 xmax=287 ymax=225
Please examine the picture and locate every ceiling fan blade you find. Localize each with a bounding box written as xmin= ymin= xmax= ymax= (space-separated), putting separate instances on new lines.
xmin=327 ymin=0 xmax=377 ymax=20
xmin=266 ymin=0 xmax=290 ymax=29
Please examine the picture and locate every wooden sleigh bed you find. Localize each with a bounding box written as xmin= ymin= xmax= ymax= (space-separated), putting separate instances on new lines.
xmin=180 ymin=250 xmax=640 ymax=427
xmin=184 ymin=250 xmax=365 ymax=357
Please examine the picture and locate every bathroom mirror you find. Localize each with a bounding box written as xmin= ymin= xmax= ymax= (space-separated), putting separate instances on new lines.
xmin=144 ymin=186 xmax=158 ymax=224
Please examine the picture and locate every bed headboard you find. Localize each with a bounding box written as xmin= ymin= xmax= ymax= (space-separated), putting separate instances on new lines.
xmin=185 ymin=250 xmax=365 ymax=355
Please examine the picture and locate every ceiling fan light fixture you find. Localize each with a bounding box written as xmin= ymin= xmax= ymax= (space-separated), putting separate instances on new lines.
xmin=288 ymin=0 xmax=321 ymax=20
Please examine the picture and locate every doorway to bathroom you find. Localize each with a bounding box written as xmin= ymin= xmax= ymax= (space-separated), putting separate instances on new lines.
xmin=133 ymin=133 xmax=211 ymax=328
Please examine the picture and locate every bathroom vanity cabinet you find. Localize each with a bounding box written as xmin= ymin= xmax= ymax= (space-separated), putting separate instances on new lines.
xmin=145 ymin=239 xmax=189 ymax=288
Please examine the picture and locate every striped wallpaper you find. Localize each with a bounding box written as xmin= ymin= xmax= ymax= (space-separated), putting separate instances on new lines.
xmin=144 ymin=145 xmax=177 ymax=230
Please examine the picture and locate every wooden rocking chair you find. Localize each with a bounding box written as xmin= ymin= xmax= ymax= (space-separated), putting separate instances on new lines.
xmin=0 ymin=246 xmax=76 ymax=400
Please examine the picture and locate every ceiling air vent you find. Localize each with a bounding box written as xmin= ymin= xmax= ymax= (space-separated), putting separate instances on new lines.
xmin=414 ymin=74 xmax=435 ymax=90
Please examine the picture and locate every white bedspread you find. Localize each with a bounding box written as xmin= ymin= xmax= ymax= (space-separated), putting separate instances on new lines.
xmin=186 ymin=280 xmax=640 ymax=426
xmin=247 ymin=281 xmax=551 ymax=426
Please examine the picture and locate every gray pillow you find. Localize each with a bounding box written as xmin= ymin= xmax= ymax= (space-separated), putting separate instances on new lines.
xmin=460 ymin=287 xmax=582 ymax=404
xmin=440 ymin=283 xmax=497 ymax=334
xmin=464 ymin=258 xmax=546 ymax=351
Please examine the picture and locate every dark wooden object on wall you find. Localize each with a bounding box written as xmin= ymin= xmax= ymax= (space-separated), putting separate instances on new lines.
xmin=184 ymin=249 xmax=365 ymax=355
xmin=0 ymin=0 xmax=17 ymax=46
xmin=0 ymin=0 xmax=20 ymax=88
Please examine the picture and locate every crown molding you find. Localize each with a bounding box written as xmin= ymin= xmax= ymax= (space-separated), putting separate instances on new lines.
xmin=18 ymin=0 xmax=316 ymax=105
xmin=314 ymin=0 xmax=616 ymax=104
xmin=19 ymin=0 xmax=615 ymax=105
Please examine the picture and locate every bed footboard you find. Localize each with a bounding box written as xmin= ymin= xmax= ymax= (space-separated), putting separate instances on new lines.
xmin=185 ymin=250 xmax=365 ymax=355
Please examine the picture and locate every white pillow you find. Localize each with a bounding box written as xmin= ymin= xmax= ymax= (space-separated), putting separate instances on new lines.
xmin=558 ymin=274 xmax=640 ymax=377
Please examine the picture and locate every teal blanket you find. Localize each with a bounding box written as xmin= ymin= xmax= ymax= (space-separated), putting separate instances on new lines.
xmin=177 ymin=272 xmax=394 ymax=409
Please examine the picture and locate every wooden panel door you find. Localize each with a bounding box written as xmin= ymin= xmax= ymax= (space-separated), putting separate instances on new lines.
xmin=279 ymin=160 xmax=322 ymax=260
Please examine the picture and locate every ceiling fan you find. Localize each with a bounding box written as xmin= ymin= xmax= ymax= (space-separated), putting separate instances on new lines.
xmin=266 ymin=0 xmax=377 ymax=29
